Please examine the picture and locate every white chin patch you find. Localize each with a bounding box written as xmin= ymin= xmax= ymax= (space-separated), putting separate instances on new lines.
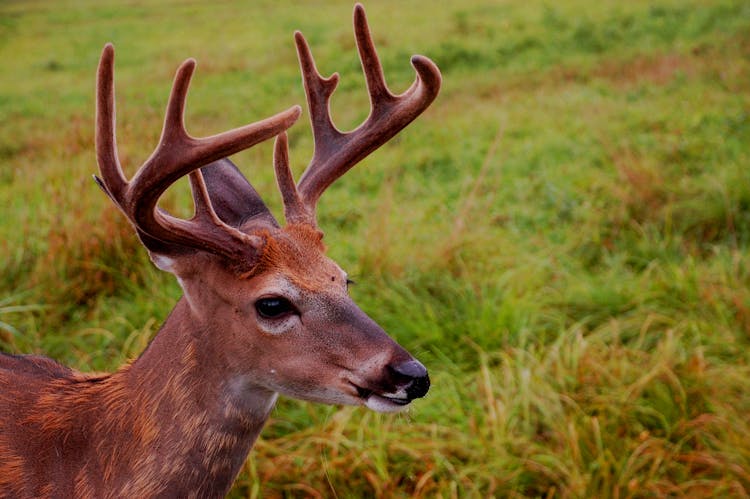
xmin=364 ymin=394 xmax=411 ymax=413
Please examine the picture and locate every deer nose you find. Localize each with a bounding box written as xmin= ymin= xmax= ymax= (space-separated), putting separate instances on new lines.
xmin=388 ymin=360 xmax=430 ymax=399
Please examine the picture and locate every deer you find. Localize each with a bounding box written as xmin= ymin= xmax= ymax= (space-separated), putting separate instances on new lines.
xmin=0 ymin=4 xmax=440 ymax=498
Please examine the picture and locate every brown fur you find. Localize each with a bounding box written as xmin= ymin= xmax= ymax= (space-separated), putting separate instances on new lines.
xmin=250 ymin=224 xmax=332 ymax=286
xmin=0 ymin=298 xmax=273 ymax=498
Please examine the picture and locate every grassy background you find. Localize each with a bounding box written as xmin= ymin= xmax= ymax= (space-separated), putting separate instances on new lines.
xmin=2 ymin=0 xmax=750 ymax=496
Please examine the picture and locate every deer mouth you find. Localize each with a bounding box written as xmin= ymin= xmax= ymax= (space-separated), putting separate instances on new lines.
xmin=354 ymin=385 xmax=411 ymax=413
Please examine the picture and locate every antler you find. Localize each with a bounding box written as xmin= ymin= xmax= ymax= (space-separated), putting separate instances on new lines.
xmin=95 ymin=43 xmax=301 ymax=263
xmin=274 ymin=3 xmax=441 ymax=226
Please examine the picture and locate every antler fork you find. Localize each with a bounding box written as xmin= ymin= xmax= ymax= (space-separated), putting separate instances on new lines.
xmin=274 ymin=4 xmax=442 ymax=226
xmin=95 ymin=43 xmax=301 ymax=263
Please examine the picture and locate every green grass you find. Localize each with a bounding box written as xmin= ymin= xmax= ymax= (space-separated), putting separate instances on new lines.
xmin=2 ymin=0 xmax=750 ymax=496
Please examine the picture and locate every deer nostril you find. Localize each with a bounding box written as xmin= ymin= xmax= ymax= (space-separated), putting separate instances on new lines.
xmin=390 ymin=359 xmax=428 ymax=379
xmin=388 ymin=360 xmax=430 ymax=399
xmin=406 ymin=372 xmax=430 ymax=399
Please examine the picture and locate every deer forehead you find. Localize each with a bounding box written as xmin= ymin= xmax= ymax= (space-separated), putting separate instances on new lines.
xmin=253 ymin=225 xmax=346 ymax=292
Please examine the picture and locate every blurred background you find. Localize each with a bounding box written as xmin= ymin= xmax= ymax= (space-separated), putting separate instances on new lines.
xmin=1 ymin=0 xmax=749 ymax=496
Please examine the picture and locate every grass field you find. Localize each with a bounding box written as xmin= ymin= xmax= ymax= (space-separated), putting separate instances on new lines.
xmin=2 ymin=0 xmax=750 ymax=496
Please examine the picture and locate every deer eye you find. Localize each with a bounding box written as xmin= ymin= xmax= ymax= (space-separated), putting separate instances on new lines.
xmin=255 ymin=297 xmax=296 ymax=319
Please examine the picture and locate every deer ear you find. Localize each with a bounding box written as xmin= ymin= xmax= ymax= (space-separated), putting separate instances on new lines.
xmin=135 ymin=228 xmax=191 ymax=271
xmin=200 ymin=158 xmax=279 ymax=229
xmin=96 ymin=171 xmax=267 ymax=273
xmin=136 ymin=226 xmax=265 ymax=274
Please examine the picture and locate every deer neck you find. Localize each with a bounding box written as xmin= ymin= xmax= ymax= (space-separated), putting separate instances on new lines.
xmin=111 ymin=297 xmax=277 ymax=496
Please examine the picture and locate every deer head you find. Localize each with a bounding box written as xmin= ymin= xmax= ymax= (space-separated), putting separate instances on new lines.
xmin=94 ymin=4 xmax=441 ymax=414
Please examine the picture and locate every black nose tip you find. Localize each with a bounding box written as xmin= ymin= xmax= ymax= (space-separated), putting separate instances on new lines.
xmin=389 ymin=360 xmax=430 ymax=399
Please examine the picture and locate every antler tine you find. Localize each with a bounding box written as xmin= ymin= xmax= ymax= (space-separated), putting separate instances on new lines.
xmin=352 ymin=4 xmax=390 ymax=105
xmin=273 ymin=132 xmax=311 ymax=225
xmin=95 ymin=43 xmax=301 ymax=263
xmin=292 ymin=31 xmax=342 ymax=161
xmin=292 ymin=3 xmax=441 ymax=219
xmin=95 ymin=44 xmax=127 ymax=201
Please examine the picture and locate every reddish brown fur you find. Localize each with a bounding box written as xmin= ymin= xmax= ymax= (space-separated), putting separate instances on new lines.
xmin=0 ymin=297 xmax=273 ymax=498
xmin=250 ymin=224 xmax=332 ymax=286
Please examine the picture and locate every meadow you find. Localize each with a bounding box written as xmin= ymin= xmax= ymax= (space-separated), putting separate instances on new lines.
xmin=1 ymin=0 xmax=749 ymax=496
